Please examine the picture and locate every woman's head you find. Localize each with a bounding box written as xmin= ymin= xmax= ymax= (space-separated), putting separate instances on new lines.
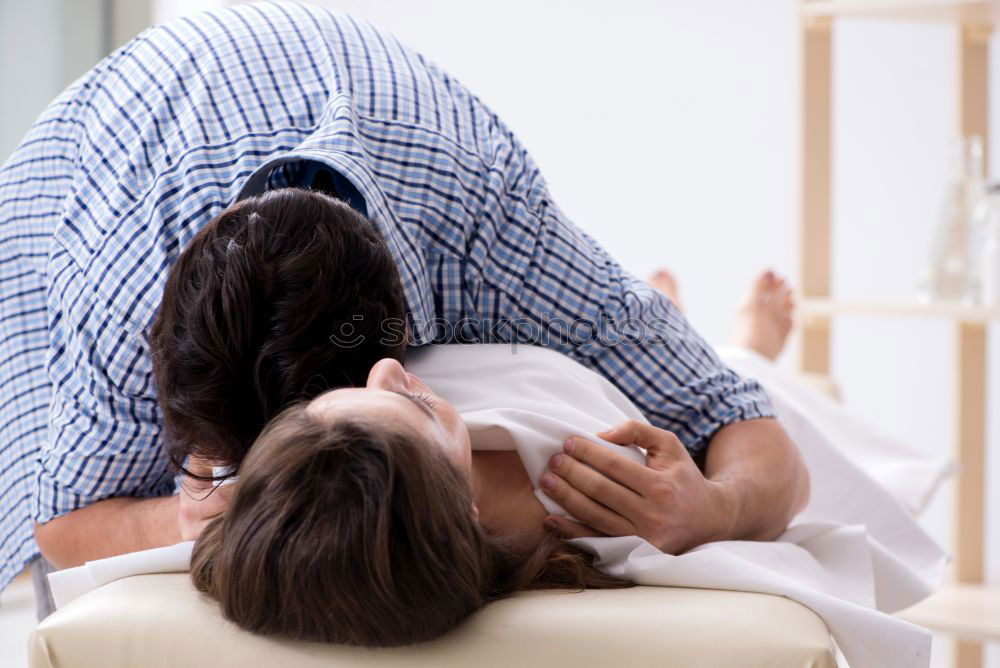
xmin=191 ymin=361 xmax=631 ymax=646
xmin=150 ymin=187 xmax=407 ymax=472
xmin=190 ymin=402 xmax=494 ymax=646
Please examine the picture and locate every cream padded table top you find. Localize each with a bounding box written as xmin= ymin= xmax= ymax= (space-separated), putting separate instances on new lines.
xmin=29 ymin=573 xmax=835 ymax=668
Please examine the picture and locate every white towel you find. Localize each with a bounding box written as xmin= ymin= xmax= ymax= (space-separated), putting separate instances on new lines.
xmin=48 ymin=540 xmax=194 ymax=610
xmin=405 ymin=344 xmax=947 ymax=668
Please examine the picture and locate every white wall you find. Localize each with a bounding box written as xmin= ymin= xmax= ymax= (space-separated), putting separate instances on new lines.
xmin=831 ymin=15 xmax=1000 ymax=594
xmin=0 ymin=0 xmax=105 ymax=160
xmin=0 ymin=0 xmax=150 ymax=162
xmin=298 ymin=0 xmax=799 ymax=341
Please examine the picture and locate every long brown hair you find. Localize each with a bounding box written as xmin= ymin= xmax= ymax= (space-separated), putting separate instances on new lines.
xmin=191 ymin=402 xmax=630 ymax=647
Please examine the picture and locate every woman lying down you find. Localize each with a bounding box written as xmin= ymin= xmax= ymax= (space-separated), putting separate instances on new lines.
xmin=183 ymin=271 xmax=949 ymax=668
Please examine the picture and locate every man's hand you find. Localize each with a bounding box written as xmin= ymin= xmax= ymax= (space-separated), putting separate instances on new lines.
xmin=540 ymin=417 xmax=810 ymax=553
xmin=178 ymin=458 xmax=235 ymax=541
xmin=539 ymin=420 xmax=734 ymax=554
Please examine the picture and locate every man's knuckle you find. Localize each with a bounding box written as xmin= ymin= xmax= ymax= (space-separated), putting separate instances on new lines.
xmin=651 ymin=479 xmax=673 ymax=500
xmin=641 ymin=509 xmax=661 ymax=527
xmin=573 ymin=475 xmax=595 ymax=497
xmin=581 ymin=509 xmax=608 ymax=530
xmin=592 ymin=477 xmax=615 ymax=498
xmin=602 ymin=455 xmax=619 ymax=475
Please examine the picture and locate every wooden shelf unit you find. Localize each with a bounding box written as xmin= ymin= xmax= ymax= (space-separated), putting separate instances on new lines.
xmin=795 ymin=3 xmax=996 ymax=667
xmin=800 ymin=297 xmax=1000 ymax=322
xmin=899 ymin=583 xmax=1000 ymax=643
xmin=802 ymin=0 xmax=1000 ymax=24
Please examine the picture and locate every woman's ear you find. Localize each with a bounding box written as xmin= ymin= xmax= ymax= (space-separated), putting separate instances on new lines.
xmin=471 ymin=503 xmax=481 ymax=523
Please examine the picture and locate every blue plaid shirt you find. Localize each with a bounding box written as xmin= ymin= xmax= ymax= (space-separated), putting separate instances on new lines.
xmin=0 ymin=1 xmax=773 ymax=588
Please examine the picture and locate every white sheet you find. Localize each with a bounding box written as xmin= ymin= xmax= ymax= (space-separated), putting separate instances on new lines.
xmin=50 ymin=343 xmax=948 ymax=668
xmin=405 ymin=344 xmax=947 ymax=668
xmin=716 ymin=346 xmax=952 ymax=516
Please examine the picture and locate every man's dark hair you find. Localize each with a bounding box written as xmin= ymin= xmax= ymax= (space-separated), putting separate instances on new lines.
xmin=150 ymin=187 xmax=406 ymax=470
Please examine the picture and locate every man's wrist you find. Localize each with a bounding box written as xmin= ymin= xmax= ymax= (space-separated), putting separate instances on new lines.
xmin=131 ymin=494 xmax=182 ymax=549
xmin=701 ymin=419 xmax=806 ymax=543
xmin=36 ymin=494 xmax=184 ymax=569
xmin=707 ymin=479 xmax=742 ymax=542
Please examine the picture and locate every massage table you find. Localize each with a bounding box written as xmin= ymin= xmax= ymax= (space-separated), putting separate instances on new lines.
xmin=29 ymin=573 xmax=836 ymax=667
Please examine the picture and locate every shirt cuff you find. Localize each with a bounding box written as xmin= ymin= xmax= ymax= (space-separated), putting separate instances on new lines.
xmin=682 ymin=376 xmax=776 ymax=457
xmin=30 ymin=462 xmax=176 ymax=525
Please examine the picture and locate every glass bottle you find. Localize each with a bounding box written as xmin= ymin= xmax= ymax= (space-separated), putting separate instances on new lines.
xmin=918 ymin=136 xmax=986 ymax=301
xmin=973 ymin=184 xmax=1000 ymax=307
xmin=974 ymin=183 xmax=1000 ymax=308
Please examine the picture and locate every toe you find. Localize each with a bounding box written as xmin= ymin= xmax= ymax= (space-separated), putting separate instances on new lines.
xmin=747 ymin=270 xmax=775 ymax=304
xmin=755 ymin=269 xmax=775 ymax=291
xmin=648 ymin=268 xmax=684 ymax=311
xmin=651 ymin=268 xmax=676 ymax=285
xmin=774 ymin=288 xmax=795 ymax=327
xmin=768 ymin=283 xmax=791 ymax=313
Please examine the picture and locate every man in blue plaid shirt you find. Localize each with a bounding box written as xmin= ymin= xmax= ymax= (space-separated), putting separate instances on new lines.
xmin=0 ymin=2 xmax=807 ymax=609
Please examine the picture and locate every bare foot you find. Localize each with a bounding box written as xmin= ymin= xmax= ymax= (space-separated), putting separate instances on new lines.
xmin=730 ymin=270 xmax=794 ymax=361
xmin=648 ymin=268 xmax=685 ymax=313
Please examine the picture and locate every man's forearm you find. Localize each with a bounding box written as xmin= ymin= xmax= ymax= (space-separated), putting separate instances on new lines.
xmin=704 ymin=417 xmax=810 ymax=542
xmin=34 ymin=495 xmax=181 ymax=570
